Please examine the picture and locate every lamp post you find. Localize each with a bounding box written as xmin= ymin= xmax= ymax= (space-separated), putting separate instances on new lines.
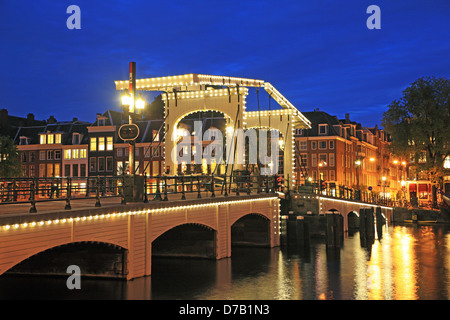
xmin=120 ymin=62 xmax=146 ymax=176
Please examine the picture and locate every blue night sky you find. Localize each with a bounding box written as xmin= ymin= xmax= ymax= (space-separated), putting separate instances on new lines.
xmin=0 ymin=0 xmax=449 ymax=127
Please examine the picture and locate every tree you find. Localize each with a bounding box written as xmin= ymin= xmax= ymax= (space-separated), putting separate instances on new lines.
xmin=382 ymin=76 xmax=450 ymax=206
xmin=0 ymin=135 xmax=22 ymax=178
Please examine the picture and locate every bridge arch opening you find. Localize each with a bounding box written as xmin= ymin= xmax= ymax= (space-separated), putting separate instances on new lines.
xmin=5 ymin=241 xmax=127 ymax=279
xmin=174 ymin=110 xmax=232 ymax=175
xmin=231 ymin=213 xmax=271 ymax=247
xmin=152 ymin=223 xmax=217 ymax=259
xmin=348 ymin=211 xmax=360 ymax=231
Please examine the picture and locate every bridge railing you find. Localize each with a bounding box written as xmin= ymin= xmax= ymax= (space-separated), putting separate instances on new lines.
xmin=295 ymin=181 xmax=395 ymax=207
xmin=0 ymin=173 xmax=285 ymax=213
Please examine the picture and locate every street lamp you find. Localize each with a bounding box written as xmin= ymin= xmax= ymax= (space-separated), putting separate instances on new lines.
xmin=120 ymin=62 xmax=147 ymax=176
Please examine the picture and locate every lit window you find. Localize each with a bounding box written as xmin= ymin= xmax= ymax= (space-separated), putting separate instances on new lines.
xmin=107 ymin=136 xmax=113 ymax=151
xmin=47 ymin=134 xmax=54 ymax=144
xmin=40 ymin=135 xmax=46 ymax=145
xmin=90 ymin=137 xmax=97 ymax=151
xmin=444 ymin=156 xmax=450 ymax=169
xmin=98 ymin=137 xmax=105 ymax=151
xmin=73 ymin=149 xmax=79 ymax=159
xmin=80 ymin=149 xmax=87 ymax=159
xmin=55 ymin=133 xmax=61 ymax=144
xmin=64 ymin=149 xmax=71 ymax=160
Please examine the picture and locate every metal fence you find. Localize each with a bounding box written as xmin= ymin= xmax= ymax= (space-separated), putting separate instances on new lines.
xmin=296 ymin=181 xmax=395 ymax=207
xmin=0 ymin=173 xmax=286 ymax=213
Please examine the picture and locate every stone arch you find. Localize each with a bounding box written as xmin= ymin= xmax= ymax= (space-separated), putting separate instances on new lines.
xmin=347 ymin=211 xmax=360 ymax=230
xmin=230 ymin=213 xmax=272 ymax=247
xmin=4 ymin=241 xmax=128 ymax=279
xmin=152 ymin=223 xmax=217 ymax=259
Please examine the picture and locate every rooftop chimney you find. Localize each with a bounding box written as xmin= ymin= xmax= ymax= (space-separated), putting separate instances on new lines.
xmin=47 ymin=115 xmax=57 ymax=124
xmin=0 ymin=109 xmax=8 ymax=128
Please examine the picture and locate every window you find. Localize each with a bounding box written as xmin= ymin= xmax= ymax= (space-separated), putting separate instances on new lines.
xmin=72 ymin=164 xmax=79 ymax=177
xmin=55 ymin=134 xmax=61 ymax=144
xmin=40 ymin=135 xmax=46 ymax=145
xmin=329 ymin=140 xmax=334 ymax=149
xmin=64 ymin=149 xmax=72 ymax=160
xmin=47 ymin=134 xmax=54 ymax=144
xmin=107 ymin=136 xmax=113 ymax=151
xmin=39 ymin=164 xmax=45 ymax=177
xmin=135 ymin=147 xmax=140 ymax=157
xmin=29 ymin=165 xmax=35 ymax=177
xmin=98 ymin=137 xmax=105 ymax=151
xmin=311 ymin=141 xmax=317 ymax=150
xmin=72 ymin=149 xmax=79 ymax=159
xmin=21 ymin=153 xmax=27 ymax=162
xmin=54 ymin=163 xmax=60 ymax=177
xmin=80 ymin=164 xmax=86 ymax=177
xmin=55 ymin=150 xmax=61 ymax=160
xmin=19 ymin=137 xmax=28 ymax=145
xmin=90 ymin=137 xmax=97 ymax=151
xmin=117 ymin=148 xmax=123 ymax=157
xmin=300 ymin=153 xmax=307 ymax=166
xmin=319 ymin=154 xmax=327 ymax=166
xmin=311 ymin=154 xmax=317 ymax=167
xmin=444 ymin=156 xmax=450 ymax=169
xmin=65 ymin=164 xmax=71 ymax=177
xmin=30 ymin=152 xmax=35 ymax=162
xmin=329 ymin=153 xmax=335 ymax=167
xmin=319 ymin=141 xmax=327 ymax=150
xmin=299 ymin=141 xmax=307 ymax=150
xmin=153 ymin=130 xmax=159 ymax=142
xmin=40 ymin=151 xmax=46 ymax=160
xmin=80 ymin=149 xmax=87 ymax=159
xmin=90 ymin=157 xmax=97 ymax=172
xmin=106 ymin=157 xmax=113 ymax=172
xmin=72 ymin=133 xmax=80 ymax=145
xmin=47 ymin=163 xmax=54 ymax=177
xmin=47 ymin=150 xmax=54 ymax=160
xmin=98 ymin=157 xmax=105 ymax=172
xmin=319 ymin=124 xmax=328 ymax=135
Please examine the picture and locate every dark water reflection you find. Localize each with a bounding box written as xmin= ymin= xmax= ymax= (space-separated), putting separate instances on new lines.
xmin=1 ymin=224 xmax=450 ymax=300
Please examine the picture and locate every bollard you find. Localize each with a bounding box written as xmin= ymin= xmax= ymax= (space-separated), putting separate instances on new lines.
xmin=181 ymin=176 xmax=186 ymax=200
xmin=95 ymin=177 xmax=101 ymax=207
xmin=65 ymin=177 xmax=72 ymax=210
xmin=359 ymin=208 xmax=375 ymax=247
xmin=326 ymin=212 xmax=343 ymax=248
xmin=210 ymin=173 xmax=215 ymax=198
xmin=197 ymin=176 xmax=202 ymax=198
xmin=375 ymin=206 xmax=383 ymax=240
xmin=29 ymin=179 xmax=37 ymax=213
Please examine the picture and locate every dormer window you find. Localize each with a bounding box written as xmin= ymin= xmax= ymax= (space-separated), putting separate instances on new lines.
xmin=19 ymin=136 xmax=29 ymax=145
xmin=318 ymin=124 xmax=328 ymax=135
xmin=72 ymin=133 xmax=81 ymax=145
xmin=39 ymin=133 xmax=62 ymax=144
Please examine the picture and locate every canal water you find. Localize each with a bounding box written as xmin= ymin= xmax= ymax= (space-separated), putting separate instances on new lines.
xmin=1 ymin=223 xmax=450 ymax=300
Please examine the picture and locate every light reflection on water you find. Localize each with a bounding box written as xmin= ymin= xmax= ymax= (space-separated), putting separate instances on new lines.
xmin=1 ymin=224 xmax=450 ymax=300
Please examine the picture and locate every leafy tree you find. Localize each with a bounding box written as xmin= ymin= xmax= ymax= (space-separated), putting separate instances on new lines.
xmin=0 ymin=135 xmax=22 ymax=178
xmin=382 ymin=76 xmax=450 ymax=206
